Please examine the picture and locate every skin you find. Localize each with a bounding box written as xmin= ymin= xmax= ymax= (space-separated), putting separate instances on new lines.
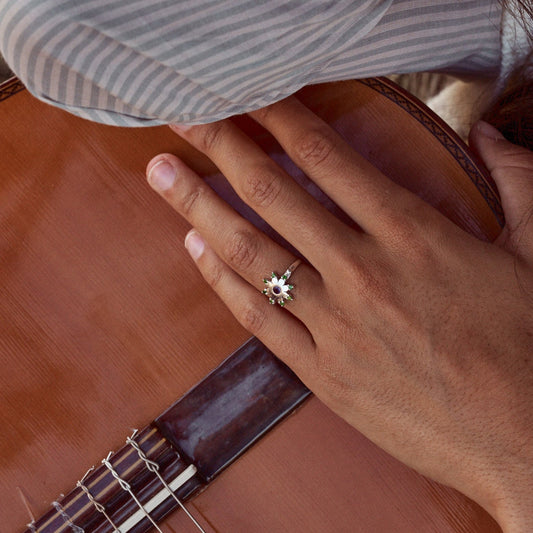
xmin=146 ymin=96 xmax=533 ymax=532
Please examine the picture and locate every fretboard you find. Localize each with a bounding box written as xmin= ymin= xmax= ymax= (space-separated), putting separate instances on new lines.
xmin=25 ymin=337 xmax=310 ymax=532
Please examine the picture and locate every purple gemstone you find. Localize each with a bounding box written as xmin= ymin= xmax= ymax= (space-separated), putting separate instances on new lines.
xmin=273 ymin=285 xmax=282 ymax=295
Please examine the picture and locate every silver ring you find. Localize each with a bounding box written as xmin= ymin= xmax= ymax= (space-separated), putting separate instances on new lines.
xmin=262 ymin=259 xmax=301 ymax=306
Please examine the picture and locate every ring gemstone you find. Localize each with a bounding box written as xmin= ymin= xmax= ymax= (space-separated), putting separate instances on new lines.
xmin=262 ymin=267 xmax=297 ymax=307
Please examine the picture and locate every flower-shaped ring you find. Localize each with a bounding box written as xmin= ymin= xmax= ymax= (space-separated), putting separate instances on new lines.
xmin=262 ymin=259 xmax=301 ymax=306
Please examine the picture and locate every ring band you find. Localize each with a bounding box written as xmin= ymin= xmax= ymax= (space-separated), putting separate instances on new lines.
xmin=262 ymin=259 xmax=301 ymax=306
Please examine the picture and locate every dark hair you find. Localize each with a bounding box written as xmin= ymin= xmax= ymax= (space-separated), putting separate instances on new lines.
xmin=483 ymin=0 xmax=533 ymax=150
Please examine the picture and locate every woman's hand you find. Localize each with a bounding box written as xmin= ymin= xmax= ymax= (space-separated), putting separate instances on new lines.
xmin=146 ymin=97 xmax=533 ymax=532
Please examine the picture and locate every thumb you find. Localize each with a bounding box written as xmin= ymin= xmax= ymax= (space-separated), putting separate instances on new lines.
xmin=469 ymin=120 xmax=533 ymax=261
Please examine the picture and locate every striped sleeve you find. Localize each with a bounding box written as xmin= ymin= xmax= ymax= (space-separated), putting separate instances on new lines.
xmin=0 ymin=0 xmax=502 ymax=127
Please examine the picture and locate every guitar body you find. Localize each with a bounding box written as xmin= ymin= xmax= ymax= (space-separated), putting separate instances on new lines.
xmin=0 ymin=77 xmax=502 ymax=532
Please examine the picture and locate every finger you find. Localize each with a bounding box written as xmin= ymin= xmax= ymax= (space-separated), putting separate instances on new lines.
xmin=147 ymin=154 xmax=323 ymax=321
xmin=168 ymin=120 xmax=362 ymax=273
xmin=184 ymin=228 xmax=317 ymax=380
xmin=469 ymin=121 xmax=533 ymax=261
xmin=249 ymin=97 xmax=427 ymax=236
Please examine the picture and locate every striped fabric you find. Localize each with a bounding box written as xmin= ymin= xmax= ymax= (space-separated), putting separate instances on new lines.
xmin=0 ymin=0 xmax=502 ymax=127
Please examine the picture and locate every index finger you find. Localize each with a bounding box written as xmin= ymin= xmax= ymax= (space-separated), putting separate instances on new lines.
xmin=169 ymin=120 xmax=362 ymax=273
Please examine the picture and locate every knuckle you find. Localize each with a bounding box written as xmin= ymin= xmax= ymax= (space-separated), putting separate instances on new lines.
xmin=203 ymin=260 xmax=225 ymax=289
xmin=385 ymin=198 xmax=420 ymax=233
xmin=385 ymin=216 xmax=438 ymax=267
xmin=224 ymin=230 xmax=260 ymax=271
xmin=196 ymin=121 xmax=226 ymax=153
xmin=353 ymin=263 xmax=383 ymax=300
xmin=405 ymin=237 xmax=435 ymax=266
xmin=386 ymin=216 xmax=418 ymax=248
xmin=313 ymin=343 xmax=356 ymax=408
xmin=325 ymin=304 xmax=353 ymax=341
xmin=179 ymin=182 xmax=204 ymax=217
xmin=238 ymin=301 xmax=268 ymax=335
xmin=381 ymin=207 xmax=427 ymax=253
xmin=493 ymin=152 xmax=533 ymax=180
xmin=499 ymin=146 xmax=533 ymax=166
xmin=241 ymin=166 xmax=284 ymax=209
xmin=293 ymin=128 xmax=337 ymax=171
xmin=314 ymin=350 xmax=341 ymax=387
xmin=338 ymin=253 xmax=394 ymax=305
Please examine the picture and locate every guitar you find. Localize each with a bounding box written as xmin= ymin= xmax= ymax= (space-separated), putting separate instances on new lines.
xmin=0 ymin=77 xmax=503 ymax=532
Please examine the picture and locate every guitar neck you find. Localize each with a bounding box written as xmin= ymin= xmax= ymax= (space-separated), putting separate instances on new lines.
xmin=27 ymin=338 xmax=310 ymax=532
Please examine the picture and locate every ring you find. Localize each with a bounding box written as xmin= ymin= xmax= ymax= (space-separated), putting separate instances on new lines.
xmin=262 ymin=259 xmax=301 ymax=306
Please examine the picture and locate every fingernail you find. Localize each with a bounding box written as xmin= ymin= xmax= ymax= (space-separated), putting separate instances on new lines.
xmin=475 ymin=120 xmax=505 ymax=141
xmin=148 ymin=160 xmax=176 ymax=191
xmin=184 ymin=229 xmax=205 ymax=261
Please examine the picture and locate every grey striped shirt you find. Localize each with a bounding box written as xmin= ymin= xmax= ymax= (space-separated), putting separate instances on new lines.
xmin=0 ymin=0 xmax=502 ymax=127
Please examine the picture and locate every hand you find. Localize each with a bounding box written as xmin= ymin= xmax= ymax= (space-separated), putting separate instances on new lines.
xmin=146 ymin=97 xmax=533 ymax=532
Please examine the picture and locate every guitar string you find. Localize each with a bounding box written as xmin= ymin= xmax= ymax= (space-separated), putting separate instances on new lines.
xmin=127 ymin=430 xmax=206 ymax=533
xmin=36 ymin=430 xmax=169 ymax=531
xmin=35 ymin=429 xmax=201 ymax=532
xmin=77 ymin=467 xmax=120 ymax=532
xmin=17 ymin=486 xmax=38 ymax=532
xmin=102 ymin=451 xmax=164 ymax=533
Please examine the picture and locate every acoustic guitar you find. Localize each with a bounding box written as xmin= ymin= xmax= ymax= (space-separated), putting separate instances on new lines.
xmin=0 ymin=76 xmax=504 ymax=532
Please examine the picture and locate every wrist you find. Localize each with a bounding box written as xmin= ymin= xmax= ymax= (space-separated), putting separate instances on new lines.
xmin=481 ymin=467 xmax=533 ymax=533
xmin=494 ymin=504 xmax=533 ymax=533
